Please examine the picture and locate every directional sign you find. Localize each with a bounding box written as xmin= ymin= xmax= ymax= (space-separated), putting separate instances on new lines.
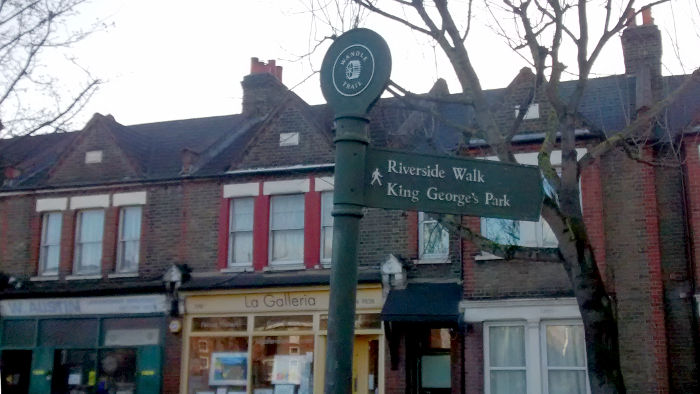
xmin=364 ymin=147 xmax=544 ymax=221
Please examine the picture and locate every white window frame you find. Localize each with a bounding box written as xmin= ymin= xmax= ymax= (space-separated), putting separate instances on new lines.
xmin=540 ymin=320 xmax=589 ymax=394
xmin=418 ymin=212 xmax=449 ymax=261
xmin=39 ymin=212 xmax=62 ymax=276
xmin=73 ymin=209 xmax=105 ymax=275
xmin=116 ymin=206 xmax=142 ymax=273
xmin=320 ymin=191 xmax=334 ymax=265
xmin=228 ymin=197 xmax=255 ymax=268
xmin=484 ymin=321 xmax=529 ymax=394
xmin=268 ymin=193 xmax=305 ymax=267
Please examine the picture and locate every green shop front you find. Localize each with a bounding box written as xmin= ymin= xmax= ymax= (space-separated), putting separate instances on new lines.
xmin=0 ymin=294 xmax=166 ymax=394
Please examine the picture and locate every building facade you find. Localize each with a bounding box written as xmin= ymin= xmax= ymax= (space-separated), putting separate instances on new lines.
xmin=0 ymin=13 xmax=699 ymax=394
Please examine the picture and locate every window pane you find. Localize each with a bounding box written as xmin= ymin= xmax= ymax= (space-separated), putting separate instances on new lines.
xmin=489 ymin=326 xmax=525 ymax=367
xmin=79 ymin=243 xmax=102 ymax=273
xmin=121 ymin=207 xmax=141 ymax=240
xmin=39 ymin=319 xmax=98 ymax=347
xmin=192 ymin=317 xmax=247 ymax=332
xmin=76 ymin=210 xmax=104 ymax=273
xmin=322 ymin=227 xmax=333 ymax=261
xmin=40 ymin=213 xmax=62 ymax=274
xmin=548 ymin=370 xmax=587 ymax=394
xmin=482 ymin=218 xmax=520 ymax=245
xmin=270 ymin=194 xmax=304 ymax=229
xmin=98 ymin=348 xmax=137 ymax=393
xmin=254 ymin=315 xmax=313 ymax=331
xmin=251 ymin=335 xmax=314 ymax=392
xmin=80 ymin=210 xmax=104 ymax=242
xmin=271 ymin=229 xmax=304 ymax=262
xmin=232 ymin=232 xmax=253 ymax=264
xmin=421 ymin=220 xmax=448 ymax=256
xmin=231 ymin=198 xmax=254 ymax=231
xmin=321 ymin=192 xmax=333 ymax=261
xmin=188 ymin=336 xmax=248 ymax=393
xmin=421 ymin=354 xmax=450 ymax=388
xmin=321 ymin=192 xmax=333 ymax=226
xmin=319 ymin=313 xmax=381 ymax=330
xmin=490 ymin=371 xmax=526 ymax=394
xmin=2 ymin=320 xmax=36 ymax=347
xmin=546 ymin=325 xmax=586 ymax=367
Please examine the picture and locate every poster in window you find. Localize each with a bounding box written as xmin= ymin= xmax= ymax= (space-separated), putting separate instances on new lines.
xmin=271 ymin=355 xmax=303 ymax=385
xmin=208 ymin=352 xmax=247 ymax=386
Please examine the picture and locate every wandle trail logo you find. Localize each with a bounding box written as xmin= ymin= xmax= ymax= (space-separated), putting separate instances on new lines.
xmin=332 ymin=44 xmax=375 ymax=97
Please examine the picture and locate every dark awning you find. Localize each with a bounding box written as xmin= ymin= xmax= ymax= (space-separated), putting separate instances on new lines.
xmin=381 ymin=283 xmax=461 ymax=324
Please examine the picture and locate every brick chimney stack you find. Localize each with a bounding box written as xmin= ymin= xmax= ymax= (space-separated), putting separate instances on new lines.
xmin=621 ymin=7 xmax=662 ymax=109
xmin=241 ymin=57 xmax=287 ymax=116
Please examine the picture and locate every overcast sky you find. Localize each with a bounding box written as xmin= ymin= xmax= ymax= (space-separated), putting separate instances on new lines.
xmin=53 ymin=0 xmax=700 ymax=128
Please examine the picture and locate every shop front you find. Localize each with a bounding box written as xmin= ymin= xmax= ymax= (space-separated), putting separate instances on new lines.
xmin=181 ymin=285 xmax=384 ymax=394
xmin=0 ymin=294 xmax=167 ymax=394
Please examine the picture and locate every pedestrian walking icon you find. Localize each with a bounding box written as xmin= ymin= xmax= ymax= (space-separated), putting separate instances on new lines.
xmin=370 ymin=168 xmax=383 ymax=186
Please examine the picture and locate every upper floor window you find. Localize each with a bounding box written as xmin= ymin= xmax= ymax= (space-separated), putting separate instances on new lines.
xmin=116 ymin=206 xmax=142 ymax=273
xmin=269 ymin=194 xmax=305 ymax=265
xmin=321 ymin=192 xmax=334 ymax=263
xmin=74 ymin=209 xmax=104 ymax=275
xmin=419 ymin=212 xmax=449 ymax=259
xmin=481 ymin=216 xmax=557 ymax=248
xmin=228 ymin=198 xmax=254 ymax=267
xmin=39 ymin=212 xmax=62 ymax=276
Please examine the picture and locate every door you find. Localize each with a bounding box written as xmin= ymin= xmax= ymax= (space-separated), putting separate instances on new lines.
xmin=1 ymin=350 xmax=32 ymax=394
xmin=352 ymin=336 xmax=379 ymax=394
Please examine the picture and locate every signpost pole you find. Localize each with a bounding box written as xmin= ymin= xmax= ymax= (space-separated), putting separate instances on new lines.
xmin=320 ymin=28 xmax=391 ymax=394
xmin=324 ymin=116 xmax=369 ymax=393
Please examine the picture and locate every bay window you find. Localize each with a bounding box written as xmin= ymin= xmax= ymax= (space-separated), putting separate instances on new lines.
xmin=74 ymin=209 xmax=104 ymax=275
xmin=39 ymin=212 xmax=62 ymax=275
xmin=269 ymin=194 xmax=304 ymax=265
xmin=228 ymin=197 xmax=254 ymax=267
xmin=116 ymin=206 xmax=142 ymax=273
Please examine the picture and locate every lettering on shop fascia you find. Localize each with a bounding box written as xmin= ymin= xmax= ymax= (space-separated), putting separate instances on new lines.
xmin=365 ymin=148 xmax=543 ymax=221
xmin=0 ymin=295 xmax=167 ymax=317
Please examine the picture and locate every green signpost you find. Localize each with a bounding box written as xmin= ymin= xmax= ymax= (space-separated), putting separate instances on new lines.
xmin=320 ymin=28 xmax=543 ymax=394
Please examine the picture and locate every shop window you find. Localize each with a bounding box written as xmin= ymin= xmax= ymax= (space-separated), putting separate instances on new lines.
xmin=97 ymin=348 xmax=137 ymax=393
xmin=192 ymin=316 xmax=248 ymax=332
xmin=2 ymin=319 xmax=36 ymax=347
xmin=269 ymin=194 xmax=305 ymax=265
xmin=319 ymin=313 xmax=381 ymax=330
xmin=251 ymin=335 xmax=314 ymax=393
xmin=484 ymin=321 xmax=588 ymax=394
xmin=116 ymin=206 xmax=141 ymax=273
xmin=187 ymin=337 xmax=248 ymax=393
xmin=39 ymin=212 xmax=62 ymax=276
xmin=320 ymin=191 xmax=334 ymax=263
xmin=39 ymin=319 xmax=98 ymax=347
xmin=419 ymin=212 xmax=449 ymax=260
xmin=51 ymin=349 xmax=97 ymax=393
xmin=229 ymin=198 xmax=254 ymax=267
xmin=74 ymin=209 xmax=105 ymax=275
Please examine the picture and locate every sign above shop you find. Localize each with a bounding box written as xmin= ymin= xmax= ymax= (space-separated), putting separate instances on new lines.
xmin=364 ymin=148 xmax=544 ymax=220
xmin=0 ymin=295 xmax=167 ymax=317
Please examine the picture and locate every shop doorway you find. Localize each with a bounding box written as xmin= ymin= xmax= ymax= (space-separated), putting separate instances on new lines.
xmin=318 ymin=335 xmax=380 ymax=394
xmin=1 ymin=349 xmax=32 ymax=394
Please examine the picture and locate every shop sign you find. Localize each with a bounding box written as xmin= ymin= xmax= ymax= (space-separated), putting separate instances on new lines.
xmin=364 ymin=147 xmax=544 ymax=220
xmin=186 ymin=287 xmax=382 ymax=314
xmin=0 ymin=294 xmax=167 ymax=317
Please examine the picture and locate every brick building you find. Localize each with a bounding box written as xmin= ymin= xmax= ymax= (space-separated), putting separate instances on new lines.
xmin=0 ymin=13 xmax=699 ymax=394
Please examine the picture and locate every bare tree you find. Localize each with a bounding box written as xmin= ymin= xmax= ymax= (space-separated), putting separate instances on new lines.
xmin=309 ymin=0 xmax=700 ymax=392
xmin=0 ymin=0 xmax=101 ymax=139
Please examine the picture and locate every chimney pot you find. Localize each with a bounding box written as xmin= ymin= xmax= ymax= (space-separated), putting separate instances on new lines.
xmin=248 ymin=57 xmax=283 ymax=82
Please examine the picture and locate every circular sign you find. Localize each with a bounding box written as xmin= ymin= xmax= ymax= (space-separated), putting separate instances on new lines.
xmin=321 ymin=28 xmax=391 ymax=116
xmin=332 ymin=44 xmax=375 ymax=97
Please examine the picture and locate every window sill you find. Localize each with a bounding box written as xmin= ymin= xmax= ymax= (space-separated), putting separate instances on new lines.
xmin=414 ymin=256 xmax=450 ymax=264
xmin=220 ymin=266 xmax=254 ymax=273
xmin=475 ymin=252 xmax=504 ymax=261
xmin=264 ymin=263 xmax=305 ymax=272
xmin=65 ymin=274 xmax=102 ymax=280
xmin=30 ymin=275 xmax=59 ymax=282
xmin=108 ymin=272 xmax=139 ymax=278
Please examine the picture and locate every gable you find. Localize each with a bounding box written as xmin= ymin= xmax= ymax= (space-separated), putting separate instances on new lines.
xmin=230 ymin=102 xmax=334 ymax=170
xmin=48 ymin=116 xmax=141 ymax=185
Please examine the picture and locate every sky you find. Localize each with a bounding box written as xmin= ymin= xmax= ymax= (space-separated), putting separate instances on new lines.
xmin=44 ymin=0 xmax=700 ymax=129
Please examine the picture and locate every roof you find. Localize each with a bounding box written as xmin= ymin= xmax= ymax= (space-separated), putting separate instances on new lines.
xmin=0 ymin=72 xmax=698 ymax=191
